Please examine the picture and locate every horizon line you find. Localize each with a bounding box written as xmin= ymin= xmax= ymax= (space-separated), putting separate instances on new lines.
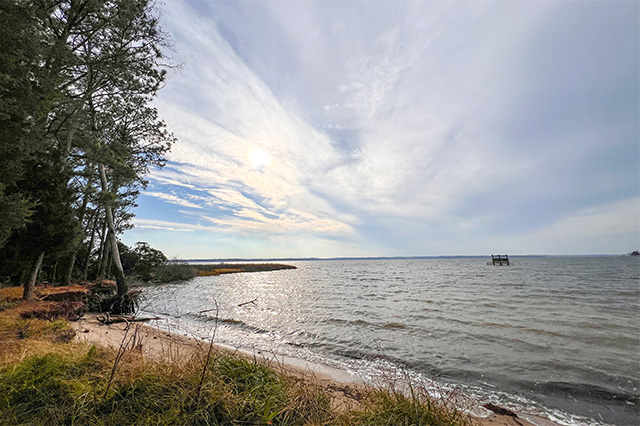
xmin=172 ymin=253 xmax=632 ymax=262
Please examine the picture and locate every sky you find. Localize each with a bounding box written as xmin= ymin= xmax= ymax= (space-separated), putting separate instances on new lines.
xmin=122 ymin=0 xmax=639 ymax=259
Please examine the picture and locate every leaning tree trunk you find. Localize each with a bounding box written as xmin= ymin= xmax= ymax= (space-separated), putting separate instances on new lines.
xmin=23 ymin=251 xmax=45 ymax=300
xmin=82 ymin=212 xmax=100 ymax=280
xmin=63 ymin=251 xmax=77 ymax=286
xmin=98 ymin=229 xmax=111 ymax=278
xmin=96 ymin=217 xmax=108 ymax=277
xmin=105 ymin=250 xmax=113 ymax=278
xmin=98 ymin=163 xmax=126 ymax=296
xmin=62 ymin=174 xmax=93 ymax=285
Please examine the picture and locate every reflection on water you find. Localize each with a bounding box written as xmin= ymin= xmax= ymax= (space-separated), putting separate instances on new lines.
xmin=140 ymin=257 xmax=640 ymax=426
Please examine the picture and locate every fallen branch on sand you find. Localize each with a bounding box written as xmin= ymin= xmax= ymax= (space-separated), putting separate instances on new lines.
xmin=483 ymin=403 xmax=520 ymax=418
xmin=97 ymin=312 xmax=160 ymax=324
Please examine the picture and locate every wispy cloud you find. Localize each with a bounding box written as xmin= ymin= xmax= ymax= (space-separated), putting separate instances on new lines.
xmin=143 ymin=191 xmax=203 ymax=209
xmin=133 ymin=218 xmax=210 ymax=232
xmin=124 ymin=0 xmax=638 ymax=257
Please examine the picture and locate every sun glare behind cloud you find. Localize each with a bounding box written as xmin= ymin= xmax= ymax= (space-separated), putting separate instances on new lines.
xmin=248 ymin=147 xmax=272 ymax=169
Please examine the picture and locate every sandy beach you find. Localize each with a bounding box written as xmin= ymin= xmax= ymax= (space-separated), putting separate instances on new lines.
xmin=71 ymin=314 xmax=552 ymax=426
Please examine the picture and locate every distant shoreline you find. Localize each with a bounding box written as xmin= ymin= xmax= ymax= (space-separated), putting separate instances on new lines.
xmin=178 ymin=254 xmax=628 ymax=263
xmin=190 ymin=263 xmax=297 ymax=276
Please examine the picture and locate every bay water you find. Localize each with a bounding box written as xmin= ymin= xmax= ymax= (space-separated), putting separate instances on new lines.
xmin=139 ymin=257 xmax=639 ymax=425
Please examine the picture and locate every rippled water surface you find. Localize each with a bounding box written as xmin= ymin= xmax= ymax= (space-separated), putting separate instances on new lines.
xmin=140 ymin=257 xmax=639 ymax=425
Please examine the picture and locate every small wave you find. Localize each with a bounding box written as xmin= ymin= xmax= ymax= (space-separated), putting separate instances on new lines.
xmin=524 ymin=381 xmax=640 ymax=406
xmin=405 ymin=298 xmax=435 ymax=303
xmin=180 ymin=313 xmax=270 ymax=337
xmin=335 ymin=348 xmax=368 ymax=360
xmin=383 ymin=322 xmax=407 ymax=329
xmin=433 ymin=315 xmax=568 ymax=338
xmin=219 ymin=317 xmax=269 ymax=334
xmin=324 ymin=317 xmax=410 ymax=331
xmin=183 ymin=312 xmax=218 ymax=322
xmin=323 ymin=317 xmax=349 ymax=325
xmin=477 ymin=322 xmax=567 ymax=338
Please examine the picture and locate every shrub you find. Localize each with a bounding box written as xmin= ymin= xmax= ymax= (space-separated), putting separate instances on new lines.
xmin=150 ymin=263 xmax=195 ymax=283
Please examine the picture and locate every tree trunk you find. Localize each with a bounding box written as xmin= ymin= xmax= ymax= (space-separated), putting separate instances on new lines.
xmin=83 ymin=212 xmax=100 ymax=280
xmin=96 ymin=217 xmax=108 ymax=277
xmin=63 ymin=174 xmax=93 ymax=285
xmin=52 ymin=260 xmax=58 ymax=284
xmin=99 ymin=229 xmax=111 ymax=278
xmin=24 ymin=251 xmax=45 ymax=300
xmin=106 ymin=252 xmax=112 ymax=278
xmin=63 ymin=252 xmax=77 ymax=285
xmin=98 ymin=163 xmax=126 ymax=296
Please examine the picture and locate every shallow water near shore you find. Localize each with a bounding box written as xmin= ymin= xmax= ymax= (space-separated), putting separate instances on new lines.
xmin=139 ymin=257 xmax=639 ymax=425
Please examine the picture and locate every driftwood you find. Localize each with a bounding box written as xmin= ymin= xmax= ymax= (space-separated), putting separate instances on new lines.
xmin=97 ymin=312 xmax=159 ymax=325
xmin=237 ymin=298 xmax=257 ymax=307
xmin=483 ymin=403 xmax=519 ymax=418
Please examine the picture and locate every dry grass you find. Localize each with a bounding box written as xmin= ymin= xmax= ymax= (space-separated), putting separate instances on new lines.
xmin=196 ymin=268 xmax=244 ymax=276
xmin=0 ymin=286 xmax=25 ymax=301
xmin=0 ymin=284 xmax=89 ymax=300
xmin=0 ymin=303 xmax=79 ymax=370
xmin=193 ymin=263 xmax=297 ymax=278
xmin=0 ymin=293 xmax=476 ymax=426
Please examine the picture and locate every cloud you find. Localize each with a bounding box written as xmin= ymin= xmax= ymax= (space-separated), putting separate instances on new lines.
xmin=526 ymin=197 xmax=639 ymax=241
xmin=133 ymin=218 xmax=210 ymax=232
xmin=127 ymin=0 xmax=639 ymax=257
xmin=143 ymin=192 xmax=202 ymax=209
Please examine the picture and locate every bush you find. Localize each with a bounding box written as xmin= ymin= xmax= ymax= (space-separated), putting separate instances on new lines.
xmin=118 ymin=241 xmax=169 ymax=282
xmin=149 ymin=263 xmax=195 ymax=283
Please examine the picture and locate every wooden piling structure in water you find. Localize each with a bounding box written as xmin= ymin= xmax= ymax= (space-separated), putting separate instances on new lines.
xmin=491 ymin=254 xmax=510 ymax=265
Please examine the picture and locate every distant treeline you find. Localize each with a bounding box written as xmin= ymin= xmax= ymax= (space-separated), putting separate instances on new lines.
xmin=0 ymin=0 xmax=174 ymax=299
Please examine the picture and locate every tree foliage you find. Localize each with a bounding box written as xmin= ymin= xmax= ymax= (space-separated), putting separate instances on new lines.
xmin=0 ymin=0 xmax=175 ymax=300
xmin=0 ymin=0 xmax=49 ymax=248
xmin=119 ymin=241 xmax=167 ymax=281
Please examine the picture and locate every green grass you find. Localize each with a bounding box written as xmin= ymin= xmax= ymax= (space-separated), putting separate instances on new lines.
xmin=0 ymin=294 xmax=476 ymax=426
xmin=0 ymin=349 xmax=476 ymax=426
xmin=346 ymin=387 xmax=469 ymax=426
xmin=0 ymin=349 xmax=329 ymax=426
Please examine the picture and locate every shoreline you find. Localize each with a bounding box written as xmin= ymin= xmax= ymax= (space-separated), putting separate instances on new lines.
xmin=72 ymin=314 xmax=553 ymax=426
